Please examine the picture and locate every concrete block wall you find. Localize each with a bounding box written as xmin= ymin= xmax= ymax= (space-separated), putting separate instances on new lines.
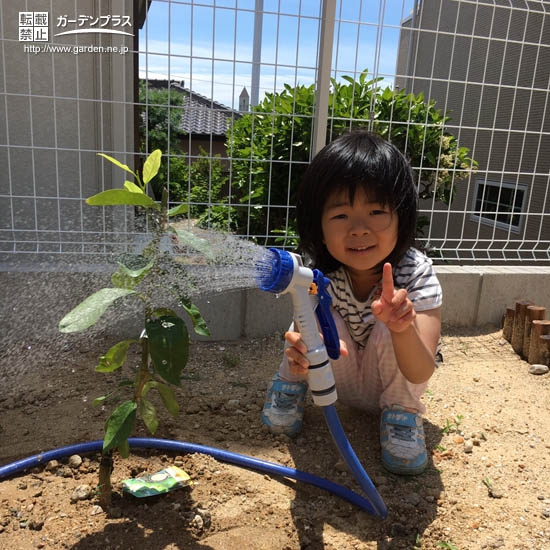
xmin=192 ymin=265 xmax=550 ymax=337
xmin=2 ymin=266 xmax=550 ymax=343
xmin=435 ymin=266 xmax=550 ymax=328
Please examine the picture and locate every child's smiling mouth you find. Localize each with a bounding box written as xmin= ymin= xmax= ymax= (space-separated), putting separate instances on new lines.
xmin=348 ymin=245 xmax=375 ymax=253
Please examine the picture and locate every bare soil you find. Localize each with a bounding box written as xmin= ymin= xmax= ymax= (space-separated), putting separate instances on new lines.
xmin=1 ymin=325 xmax=549 ymax=549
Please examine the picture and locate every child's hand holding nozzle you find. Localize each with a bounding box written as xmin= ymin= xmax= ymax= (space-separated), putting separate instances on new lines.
xmin=284 ymin=330 xmax=348 ymax=375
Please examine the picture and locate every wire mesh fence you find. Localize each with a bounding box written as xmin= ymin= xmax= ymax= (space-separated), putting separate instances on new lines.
xmin=1 ymin=0 xmax=548 ymax=267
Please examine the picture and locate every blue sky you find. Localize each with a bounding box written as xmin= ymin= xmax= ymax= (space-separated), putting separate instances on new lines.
xmin=139 ymin=0 xmax=414 ymax=109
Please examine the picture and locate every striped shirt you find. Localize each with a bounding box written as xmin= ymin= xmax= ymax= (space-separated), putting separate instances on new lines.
xmin=327 ymin=248 xmax=443 ymax=347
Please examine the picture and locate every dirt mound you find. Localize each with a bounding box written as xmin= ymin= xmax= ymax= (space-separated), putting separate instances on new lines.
xmin=1 ymin=327 xmax=549 ymax=549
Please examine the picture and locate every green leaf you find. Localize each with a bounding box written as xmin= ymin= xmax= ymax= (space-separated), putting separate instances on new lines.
xmin=146 ymin=315 xmax=189 ymax=385
xmin=173 ymin=228 xmax=214 ymax=259
xmin=151 ymin=307 xmax=178 ymax=318
xmin=95 ymin=339 xmax=136 ymax=372
xmin=111 ymin=271 xmax=138 ymax=290
xmin=167 ymin=203 xmax=189 ymax=217
xmin=92 ymin=393 xmax=111 ymax=406
xmin=124 ymin=180 xmax=143 ymax=193
xmin=103 ymin=400 xmax=137 ymax=452
xmin=143 ymin=149 xmax=162 ymax=184
xmin=117 ymin=253 xmax=154 ymax=278
xmin=86 ymin=189 xmax=159 ymax=209
xmin=157 ymin=383 xmax=180 ymax=417
xmin=142 ymin=380 xmax=157 ymax=396
xmin=59 ymin=288 xmax=136 ymax=333
xmin=179 ymin=297 xmax=210 ymax=337
xmin=382 ymin=87 xmax=393 ymax=101
xmin=138 ymin=398 xmax=158 ymax=434
xmin=98 ymin=153 xmax=137 ymax=179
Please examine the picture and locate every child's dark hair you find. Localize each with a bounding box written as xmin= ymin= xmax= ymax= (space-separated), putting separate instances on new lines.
xmin=296 ymin=131 xmax=417 ymax=273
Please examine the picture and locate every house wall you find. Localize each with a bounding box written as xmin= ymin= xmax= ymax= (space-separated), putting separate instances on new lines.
xmin=0 ymin=0 xmax=137 ymax=257
xmin=181 ymin=135 xmax=228 ymax=164
xmin=396 ymin=0 xmax=550 ymax=261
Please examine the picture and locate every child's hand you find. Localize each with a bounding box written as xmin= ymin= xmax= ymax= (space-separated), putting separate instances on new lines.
xmin=284 ymin=331 xmax=348 ymax=375
xmin=371 ymin=262 xmax=416 ymax=333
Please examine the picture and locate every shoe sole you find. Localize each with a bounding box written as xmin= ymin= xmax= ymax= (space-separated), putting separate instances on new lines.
xmin=381 ymin=457 xmax=428 ymax=476
xmin=260 ymin=411 xmax=301 ymax=437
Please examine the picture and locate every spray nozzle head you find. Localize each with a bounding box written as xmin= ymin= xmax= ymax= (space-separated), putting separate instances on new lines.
xmin=256 ymin=248 xmax=296 ymax=294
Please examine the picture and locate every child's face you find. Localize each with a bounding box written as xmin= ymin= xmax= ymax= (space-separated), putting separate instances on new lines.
xmin=321 ymin=186 xmax=398 ymax=274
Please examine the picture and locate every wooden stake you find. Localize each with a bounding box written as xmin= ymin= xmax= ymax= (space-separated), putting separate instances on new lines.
xmin=522 ymin=306 xmax=546 ymax=359
xmin=527 ymin=320 xmax=550 ymax=364
xmin=539 ymin=334 xmax=550 ymax=366
xmin=511 ymin=300 xmax=532 ymax=355
xmin=502 ymin=307 xmax=515 ymax=342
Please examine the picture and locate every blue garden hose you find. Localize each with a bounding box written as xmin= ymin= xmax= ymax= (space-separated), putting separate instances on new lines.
xmin=257 ymin=248 xmax=388 ymax=519
xmin=0 ymin=249 xmax=389 ymax=522
xmin=0 ymin=437 xmax=386 ymax=518
xmin=323 ymin=405 xmax=387 ymax=518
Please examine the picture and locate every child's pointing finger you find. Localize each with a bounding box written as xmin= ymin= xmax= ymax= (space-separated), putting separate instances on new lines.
xmin=381 ymin=262 xmax=395 ymax=302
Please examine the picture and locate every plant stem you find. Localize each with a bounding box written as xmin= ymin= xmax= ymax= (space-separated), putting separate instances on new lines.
xmin=160 ymin=187 xmax=169 ymax=231
xmin=135 ymin=332 xmax=151 ymax=401
xmin=98 ymin=450 xmax=113 ymax=509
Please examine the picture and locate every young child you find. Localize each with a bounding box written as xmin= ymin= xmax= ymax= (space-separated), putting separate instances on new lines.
xmin=261 ymin=131 xmax=442 ymax=476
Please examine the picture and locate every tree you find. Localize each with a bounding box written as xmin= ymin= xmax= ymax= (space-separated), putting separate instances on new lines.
xmin=188 ymin=147 xmax=231 ymax=230
xmin=59 ymin=150 xmax=209 ymax=507
xmin=139 ymin=82 xmax=188 ymax=201
xmin=226 ymin=70 xmax=476 ymax=245
xmin=139 ymin=81 xmax=185 ymax=154
xmin=227 ymin=83 xmax=314 ymax=244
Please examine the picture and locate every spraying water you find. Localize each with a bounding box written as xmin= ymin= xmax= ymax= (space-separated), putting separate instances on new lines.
xmin=1 ymin=227 xmax=278 ymax=388
xmin=154 ymin=227 xmax=279 ymax=298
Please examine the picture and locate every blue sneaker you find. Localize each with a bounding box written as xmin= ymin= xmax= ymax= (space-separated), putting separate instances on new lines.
xmin=261 ymin=374 xmax=308 ymax=437
xmin=380 ymin=407 xmax=428 ymax=475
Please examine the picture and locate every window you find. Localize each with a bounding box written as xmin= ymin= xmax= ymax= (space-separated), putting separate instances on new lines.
xmin=471 ymin=180 xmax=527 ymax=232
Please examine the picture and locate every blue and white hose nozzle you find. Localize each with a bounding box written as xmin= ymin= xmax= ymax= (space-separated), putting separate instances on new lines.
xmin=257 ymin=248 xmax=388 ymax=519
xmin=256 ymin=246 xmax=296 ymax=294
xmin=257 ymin=248 xmax=339 ymax=407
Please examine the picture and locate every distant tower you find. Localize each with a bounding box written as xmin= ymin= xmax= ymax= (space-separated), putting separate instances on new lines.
xmin=239 ymin=87 xmax=250 ymax=112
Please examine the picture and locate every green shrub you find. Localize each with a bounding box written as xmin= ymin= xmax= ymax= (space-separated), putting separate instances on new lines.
xmin=139 ymin=82 xmax=189 ymax=201
xmin=188 ymin=148 xmax=230 ymax=229
xmin=226 ymin=70 xmax=476 ymax=245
